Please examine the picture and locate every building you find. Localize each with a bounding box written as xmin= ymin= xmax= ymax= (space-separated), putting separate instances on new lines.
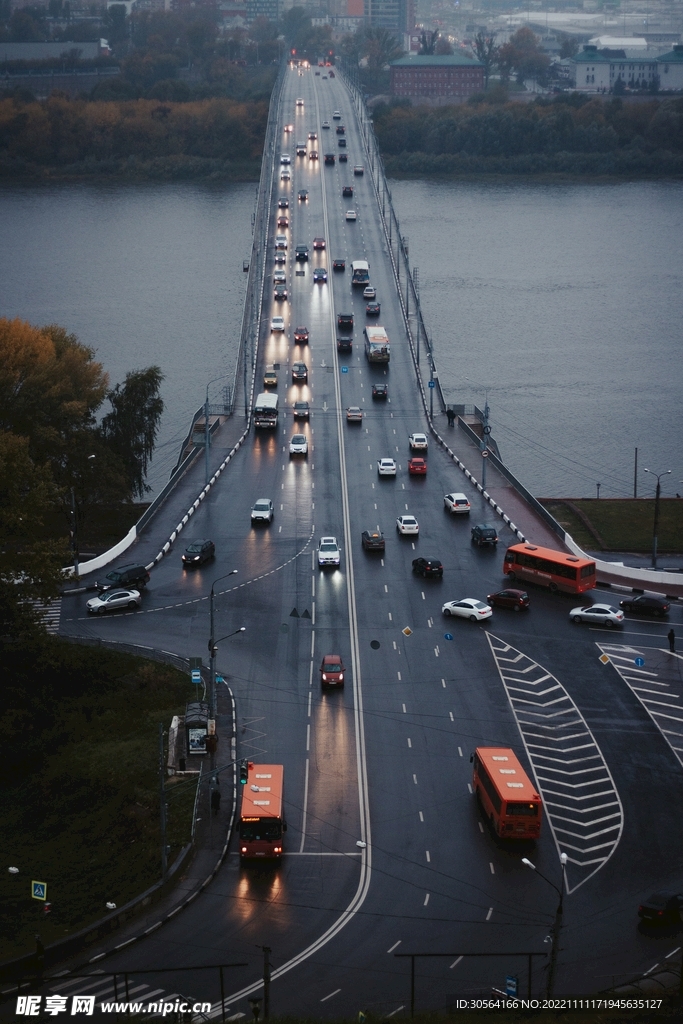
xmin=365 ymin=0 xmax=414 ymax=36
xmin=390 ymin=54 xmax=484 ymax=106
xmin=246 ymin=0 xmax=280 ymax=25
xmin=572 ymin=44 xmax=658 ymax=92
xmin=658 ymin=44 xmax=683 ymax=91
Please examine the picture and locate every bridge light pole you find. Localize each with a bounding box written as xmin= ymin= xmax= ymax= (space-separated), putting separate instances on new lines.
xmin=205 ymin=374 xmax=231 ymax=485
xmin=522 ymin=853 xmax=568 ymax=996
xmin=208 ymin=569 xmax=240 ymax=719
xmin=643 ymin=467 xmax=671 ymax=569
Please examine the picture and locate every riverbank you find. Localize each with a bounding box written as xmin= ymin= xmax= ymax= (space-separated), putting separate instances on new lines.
xmin=0 ymin=155 xmax=262 ymax=182
xmin=541 ymin=499 xmax=683 ymax=554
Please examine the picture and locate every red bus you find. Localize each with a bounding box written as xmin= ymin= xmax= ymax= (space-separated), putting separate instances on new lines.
xmin=239 ymin=763 xmax=286 ymax=860
xmin=503 ymin=542 xmax=596 ymax=594
xmin=472 ymin=747 xmax=542 ymax=840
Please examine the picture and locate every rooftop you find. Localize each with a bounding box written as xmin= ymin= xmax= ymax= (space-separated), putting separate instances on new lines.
xmin=391 ymin=54 xmax=483 ymax=68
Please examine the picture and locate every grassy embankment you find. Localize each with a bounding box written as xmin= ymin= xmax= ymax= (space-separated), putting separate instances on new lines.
xmin=0 ymin=637 xmax=196 ymax=961
xmin=540 ymin=499 xmax=683 ymax=554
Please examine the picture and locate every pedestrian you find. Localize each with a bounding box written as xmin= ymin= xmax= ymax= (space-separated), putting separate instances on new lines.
xmin=211 ymin=788 xmax=221 ymax=815
xmin=446 ymin=408 xmax=455 ymax=428
xmin=668 ymin=628 xmax=675 ymax=653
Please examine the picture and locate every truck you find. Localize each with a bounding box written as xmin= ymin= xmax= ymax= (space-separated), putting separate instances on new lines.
xmin=364 ymin=325 xmax=390 ymax=364
xmin=254 ymin=392 xmax=279 ymax=429
xmin=351 ymin=260 xmax=370 ymax=286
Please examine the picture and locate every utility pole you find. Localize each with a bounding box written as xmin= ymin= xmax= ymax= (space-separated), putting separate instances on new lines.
xmin=159 ymin=723 xmax=168 ymax=881
xmin=481 ymin=395 xmax=491 ymax=489
xmin=644 ymin=467 xmax=671 ymax=569
xmin=633 ymin=448 xmax=638 ymax=498
xmin=70 ymin=487 xmax=79 ymax=579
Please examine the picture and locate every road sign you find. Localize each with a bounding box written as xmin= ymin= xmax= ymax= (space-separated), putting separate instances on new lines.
xmin=402 ymin=626 xmax=412 ymax=636
xmin=341 ymin=366 xmax=349 ymax=373
xmin=599 ymin=653 xmax=610 ymax=665
xmin=428 ymin=380 xmax=435 ymax=388
xmin=505 ymin=976 xmax=518 ymax=997
xmin=483 ymin=424 xmax=491 ymax=434
xmin=482 ymin=451 xmax=489 ymax=458
xmin=634 ymin=657 xmax=645 ymax=667
xmin=191 ymin=669 xmax=201 ymax=684
xmin=32 ymin=881 xmax=47 ymax=901
xmin=215 ymin=675 xmax=224 ymax=684
xmin=444 ymin=633 xmax=453 ymax=641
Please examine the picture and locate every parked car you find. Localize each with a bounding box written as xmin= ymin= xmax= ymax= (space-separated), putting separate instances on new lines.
xmin=320 ymin=654 xmax=345 ymax=688
xmin=408 ymin=457 xmax=427 ymax=476
xmin=570 ymin=603 xmax=624 ymax=628
xmin=638 ymin=892 xmax=683 ymax=927
xmin=182 ymin=539 xmax=215 ymax=567
xmin=471 ymin=523 xmax=498 ymax=547
xmin=377 ymin=458 xmax=396 ymax=476
xmin=251 ymin=498 xmax=274 ymax=524
xmin=362 ymin=530 xmax=385 ymax=551
xmin=293 ymin=400 xmax=310 ymax=419
xmin=289 ymin=433 xmax=308 ymax=456
xmin=442 ymin=598 xmax=492 ymax=621
xmin=409 ymin=432 xmax=428 ymax=450
xmin=396 ymin=515 xmax=419 ymax=535
xmin=487 ymin=589 xmax=530 ymax=611
xmin=96 ymin=564 xmax=150 ymax=592
xmin=294 ymin=326 xmax=309 ymax=343
xmin=346 ymin=406 xmax=363 ymax=422
xmin=619 ymin=595 xmax=670 ymax=617
xmin=444 ymin=492 xmax=471 ymax=514
xmin=318 ymin=536 xmax=341 ymax=568
xmin=372 ymin=384 xmax=388 ymax=399
xmin=412 ymin=557 xmax=443 ymax=578
xmin=87 ymin=589 xmax=141 ymax=614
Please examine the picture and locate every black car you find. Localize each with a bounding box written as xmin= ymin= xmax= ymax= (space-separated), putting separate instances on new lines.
xmin=96 ymin=563 xmax=150 ymax=592
xmin=336 ymin=125 xmax=345 ymax=134
xmin=366 ymin=301 xmax=381 ymax=316
xmin=292 ymin=361 xmax=308 ymax=382
xmin=638 ymin=891 xmax=683 ymax=926
xmin=337 ymin=312 xmax=353 ymax=331
xmin=362 ymin=530 xmax=385 ymax=552
xmin=298 ymin=189 xmax=309 ymax=201
xmin=372 ymin=383 xmax=388 ymax=399
xmin=295 ymin=244 xmax=309 ymax=261
xmin=337 ymin=138 xmax=347 ymax=147
xmin=324 ymin=153 xmax=335 ymax=165
xmin=278 ymin=197 xmax=289 ymax=208
xmin=487 ymin=588 xmax=530 ymax=611
xmin=619 ymin=594 xmax=670 ymax=617
xmin=293 ymin=401 xmax=310 ymax=419
xmin=182 ymin=539 xmax=215 ymax=567
xmin=337 ymin=336 xmax=352 ymax=352
xmin=339 ymin=153 xmax=348 ymax=162
xmin=412 ymin=557 xmax=444 ymax=579
xmin=471 ymin=524 xmax=499 ymax=547
xmin=333 ymin=258 xmax=346 ymax=271
xmin=342 ymin=185 xmax=354 ymax=197
xmin=274 ymin=286 xmax=287 ymax=301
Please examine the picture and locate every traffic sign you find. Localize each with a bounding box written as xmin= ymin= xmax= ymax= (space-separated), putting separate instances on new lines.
xmin=483 ymin=424 xmax=491 ymax=434
xmin=32 ymin=881 xmax=47 ymax=901
xmin=634 ymin=657 xmax=645 ymax=667
xmin=599 ymin=653 xmax=610 ymax=665
xmin=402 ymin=626 xmax=412 ymax=636
xmin=191 ymin=669 xmax=201 ymax=684
xmin=505 ymin=976 xmax=518 ymax=997
xmin=341 ymin=366 xmax=349 ymax=373
xmin=428 ymin=380 xmax=435 ymax=389
xmin=444 ymin=633 xmax=453 ymax=641
xmin=482 ymin=451 xmax=489 ymax=458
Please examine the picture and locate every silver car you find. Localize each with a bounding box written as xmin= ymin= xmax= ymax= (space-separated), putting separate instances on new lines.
xmin=87 ymin=589 xmax=141 ymax=614
xmin=570 ymin=603 xmax=624 ymax=628
xmin=251 ymin=498 xmax=274 ymax=524
xmin=289 ymin=434 xmax=308 ymax=456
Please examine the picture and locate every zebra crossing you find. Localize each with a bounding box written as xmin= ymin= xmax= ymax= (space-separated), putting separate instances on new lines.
xmin=598 ymin=643 xmax=683 ymax=768
xmin=29 ymin=597 xmax=62 ymax=634
xmin=40 ymin=970 xmax=200 ymax=1018
xmin=487 ymin=633 xmax=623 ymax=894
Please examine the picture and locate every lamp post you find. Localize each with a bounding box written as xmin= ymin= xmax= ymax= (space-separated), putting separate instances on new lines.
xmin=464 ymin=376 xmax=491 ymax=487
xmin=522 ymin=853 xmax=568 ymax=997
xmin=643 ymin=468 xmax=671 ymax=569
xmin=208 ymin=570 xmax=240 ymax=718
xmin=205 ymin=374 xmax=231 ymax=485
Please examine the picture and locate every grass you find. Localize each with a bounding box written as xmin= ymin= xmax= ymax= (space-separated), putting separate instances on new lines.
xmin=540 ymin=499 xmax=683 ymax=554
xmin=0 ymin=636 xmax=196 ymax=961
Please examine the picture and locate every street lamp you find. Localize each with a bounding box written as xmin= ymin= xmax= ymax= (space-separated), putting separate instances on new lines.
xmin=205 ymin=375 xmax=231 ymax=485
xmin=208 ymin=570 xmax=240 ymax=718
xmin=464 ymin=376 xmax=491 ymax=489
xmin=522 ymin=852 xmax=568 ymax=996
xmin=643 ymin=468 xmax=671 ymax=569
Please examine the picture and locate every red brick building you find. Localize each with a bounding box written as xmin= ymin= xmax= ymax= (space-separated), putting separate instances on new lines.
xmin=390 ymin=54 xmax=485 ymax=105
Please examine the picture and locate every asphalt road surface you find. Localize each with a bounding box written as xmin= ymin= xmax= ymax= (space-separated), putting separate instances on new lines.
xmin=58 ymin=64 xmax=683 ymax=1016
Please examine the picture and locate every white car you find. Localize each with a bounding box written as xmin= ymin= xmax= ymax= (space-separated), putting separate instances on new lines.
xmin=396 ymin=515 xmax=419 ymax=535
xmin=275 ymin=234 xmax=288 ymax=249
xmin=271 ymin=316 xmax=285 ymax=331
xmin=570 ymin=604 xmax=624 ymax=628
xmin=280 ymin=169 xmax=291 ymax=181
xmin=444 ymin=492 xmax=471 ymax=514
xmin=273 ymin=270 xmax=286 ymax=284
xmin=333 ymin=111 xmax=341 ymax=119
xmin=274 ymin=250 xmax=286 ymax=264
xmin=296 ymin=98 xmax=304 ymax=107
xmin=87 ymin=589 xmax=141 ymax=614
xmin=322 ymin=120 xmax=330 ymax=129
xmin=280 ymin=154 xmax=291 ymax=165
xmin=409 ymin=432 xmax=428 ymax=450
xmin=346 ymin=210 xmax=357 ymax=221
xmin=251 ymin=498 xmax=274 ymax=524
xmin=378 ymin=458 xmax=397 ymax=476
xmin=442 ymin=598 xmax=492 ymax=621
xmin=346 ymin=406 xmax=363 ymax=422
xmin=318 ymin=536 xmax=341 ymax=567
xmin=289 ymin=433 xmax=308 ymax=456
xmin=363 ymin=285 xmax=376 ymax=299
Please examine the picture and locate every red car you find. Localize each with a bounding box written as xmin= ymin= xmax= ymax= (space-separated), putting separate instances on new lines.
xmin=408 ymin=457 xmax=427 ymax=475
xmin=487 ymin=589 xmax=530 ymax=611
xmin=313 ymin=237 xmax=326 ymax=249
xmin=277 ymin=216 xmax=289 ymax=228
xmin=294 ymin=326 xmax=309 ymax=343
xmin=320 ymin=654 xmax=345 ymax=688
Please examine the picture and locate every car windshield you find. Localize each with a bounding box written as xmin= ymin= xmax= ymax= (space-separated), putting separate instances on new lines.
xmin=292 ymin=436 xmax=305 ymax=443
xmin=325 ymin=662 xmax=342 ymax=672
xmin=105 ymin=570 xmax=123 ymax=582
xmin=186 ymin=543 xmax=203 ymax=553
xmin=321 ymin=543 xmax=337 ymax=552
xmin=254 ymin=502 xmax=270 ymax=511
xmin=295 ymin=403 xmax=308 ymax=410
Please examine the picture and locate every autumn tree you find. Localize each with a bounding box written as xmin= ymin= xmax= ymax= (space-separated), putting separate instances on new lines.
xmin=498 ymin=27 xmax=550 ymax=85
xmin=100 ymin=367 xmax=164 ymax=499
xmin=470 ymin=31 xmax=499 ymax=90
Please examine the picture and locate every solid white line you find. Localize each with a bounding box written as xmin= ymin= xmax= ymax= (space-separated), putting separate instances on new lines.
xmin=299 ymin=758 xmax=309 ymax=853
xmin=387 ymin=940 xmax=402 ymax=953
xmin=450 ymin=956 xmax=463 ymax=969
xmin=320 ymin=989 xmax=341 ymax=1002
xmin=423 ymin=894 xmax=430 ymax=906
xmin=486 ymin=907 xmax=493 ymax=920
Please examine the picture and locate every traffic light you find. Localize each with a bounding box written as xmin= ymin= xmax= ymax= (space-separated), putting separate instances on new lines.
xmin=239 ymin=760 xmax=248 ymax=785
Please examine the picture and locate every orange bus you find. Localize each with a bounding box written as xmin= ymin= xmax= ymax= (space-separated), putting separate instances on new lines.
xmin=472 ymin=747 xmax=542 ymax=839
xmin=239 ymin=763 xmax=286 ymax=860
xmin=503 ymin=542 xmax=596 ymax=595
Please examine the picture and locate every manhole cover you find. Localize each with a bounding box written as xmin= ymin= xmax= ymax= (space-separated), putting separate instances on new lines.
xmin=370 ymin=640 xmax=380 ymax=650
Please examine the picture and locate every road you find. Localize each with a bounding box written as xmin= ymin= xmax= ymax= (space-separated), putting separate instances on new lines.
xmin=57 ymin=64 xmax=683 ymax=1015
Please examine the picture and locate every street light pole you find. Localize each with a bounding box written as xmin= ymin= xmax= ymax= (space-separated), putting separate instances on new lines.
xmin=208 ymin=570 xmax=239 ymax=718
xmin=522 ymin=853 xmax=568 ymax=997
xmin=643 ymin=468 xmax=671 ymax=569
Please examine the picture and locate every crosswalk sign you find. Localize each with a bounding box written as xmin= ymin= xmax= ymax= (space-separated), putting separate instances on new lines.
xmin=32 ymin=881 xmax=47 ymax=901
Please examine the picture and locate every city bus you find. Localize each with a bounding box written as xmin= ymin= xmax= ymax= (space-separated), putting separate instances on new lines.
xmin=503 ymin=542 xmax=596 ymax=595
xmin=364 ymin=325 xmax=390 ymax=363
xmin=239 ymin=763 xmax=286 ymax=860
xmin=254 ymin=393 xmax=279 ymax=429
xmin=472 ymin=747 xmax=542 ymax=840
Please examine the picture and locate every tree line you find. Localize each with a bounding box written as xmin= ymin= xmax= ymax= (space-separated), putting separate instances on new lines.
xmin=0 ymin=317 xmax=163 ymax=635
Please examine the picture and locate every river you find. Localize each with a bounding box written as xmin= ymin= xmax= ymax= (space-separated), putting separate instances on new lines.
xmin=1 ymin=179 xmax=681 ymax=499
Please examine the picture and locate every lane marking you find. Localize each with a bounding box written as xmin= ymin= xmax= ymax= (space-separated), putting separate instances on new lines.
xmin=418 ymin=811 xmax=424 ymax=821
xmin=450 ymin=957 xmax=463 ymax=969
xmin=387 ymin=940 xmax=402 ymax=954
xmin=320 ymin=989 xmax=341 ymax=1002
xmin=299 ymin=758 xmax=310 ymax=853
xmin=423 ymin=894 xmax=430 ymax=906
xmin=425 ymin=851 xmax=431 ymax=862
xmin=407 ymin=738 xmax=412 ymax=747
xmin=486 ymin=907 xmax=493 ymax=921
xmin=489 ymin=862 xmax=495 ymax=874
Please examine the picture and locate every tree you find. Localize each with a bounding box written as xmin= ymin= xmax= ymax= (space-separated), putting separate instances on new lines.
xmin=105 ymin=4 xmax=128 ymax=45
xmin=419 ymin=30 xmax=439 ymax=56
xmin=559 ymin=35 xmax=579 ymax=60
xmin=100 ymin=367 xmax=164 ymax=498
xmin=471 ymin=31 xmax=499 ymax=90
xmin=362 ymin=26 xmax=404 ymax=71
xmin=435 ymin=36 xmax=453 ymax=56
xmin=498 ymin=27 xmax=550 ymax=86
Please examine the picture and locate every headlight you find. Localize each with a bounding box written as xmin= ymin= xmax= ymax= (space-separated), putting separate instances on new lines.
xmin=322 ymin=674 xmax=327 ymax=680
xmin=339 ymin=674 xmax=344 ymax=681
xmin=241 ymin=846 xmax=247 ymax=853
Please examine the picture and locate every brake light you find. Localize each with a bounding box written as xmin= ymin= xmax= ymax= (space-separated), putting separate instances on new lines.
xmin=241 ymin=846 xmax=247 ymax=853
xmin=274 ymin=846 xmax=282 ymax=854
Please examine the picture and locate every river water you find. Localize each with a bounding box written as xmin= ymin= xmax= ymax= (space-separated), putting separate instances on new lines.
xmin=2 ymin=179 xmax=681 ymax=499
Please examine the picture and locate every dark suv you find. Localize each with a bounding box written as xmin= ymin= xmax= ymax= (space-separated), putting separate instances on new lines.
xmin=471 ymin=524 xmax=499 ymax=547
xmin=96 ymin=563 xmax=150 ymax=592
xmin=412 ymin=557 xmax=444 ymax=579
xmin=619 ymin=594 xmax=670 ymax=617
xmin=337 ymin=312 xmax=353 ymax=332
xmin=182 ymin=539 xmax=215 ymax=567
xmin=295 ymin=244 xmax=309 ymax=261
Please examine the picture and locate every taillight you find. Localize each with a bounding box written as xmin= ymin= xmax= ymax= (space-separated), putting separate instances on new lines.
xmin=241 ymin=847 xmax=247 ymax=853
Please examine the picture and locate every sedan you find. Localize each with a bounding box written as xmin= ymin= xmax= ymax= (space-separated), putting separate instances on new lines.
xmin=284 ymin=124 xmax=294 ymax=132
xmin=378 ymin=458 xmax=397 ymax=476
xmin=408 ymin=457 xmax=427 ymax=476
xmin=396 ymin=515 xmax=419 ymax=535
xmin=274 ymin=250 xmax=286 ymax=264
xmin=409 ymin=432 xmax=428 ymax=450
xmin=322 ymin=120 xmax=330 ymax=129
xmin=292 ymin=361 xmax=308 ymax=382
xmin=346 ymin=210 xmax=357 ymax=221
xmin=320 ymin=654 xmax=345 ymax=688
xmin=342 ymin=185 xmax=354 ymax=197
xmin=333 ymin=111 xmax=341 ymax=120
xmin=280 ymin=154 xmax=291 ymax=164
xmin=412 ymin=557 xmax=443 ymax=579
xmin=339 ymin=153 xmax=348 ymax=162
xmin=280 ymin=169 xmax=291 ymax=181
xmin=294 ymin=326 xmax=309 ymax=343
xmin=336 ymin=125 xmax=345 ymax=135
xmin=251 ymin=498 xmax=274 ymax=524
xmin=271 ymin=316 xmax=285 ymax=332
xmin=570 ymin=604 xmax=624 ymax=628
xmin=354 ymin=165 xmax=364 ymax=175
xmin=275 ymin=234 xmax=288 ymax=249
xmin=87 ymin=589 xmax=141 ymax=614
xmin=442 ymin=598 xmax=492 ymax=621
xmin=638 ymin=892 xmax=683 ymax=926
xmin=346 ymin=406 xmax=363 ymax=422
xmin=372 ymin=384 xmax=388 ymax=399
xmin=333 ymin=258 xmax=346 ymax=271
xmin=313 ymin=237 xmax=326 ymax=249
xmin=289 ymin=433 xmax=308 ymax=456
xmin=619 ymin=594 xmax=670 ymax=617
xmin=363 ymin=285 xmax=376 ymax=299
xmin=362 ymin=530 xmax=385 ymax=551
xmin=277 ymin=215 xmax=289 ymax=229
xmin=313 ymin=267 xmax=328 ymax=283
xmin=298 ymin=189 xmax=309 ymax=201
xmin=293 ymin=400 xmax=310 ymax=419
xmin=487 ymin=589 xmax=530 ymax=611
xmin=274 ymin=286 xmax=287 ymax=301
xmin=308 ymin=131 xmax=317 ymax=140
xmin=278 ymin=197 xmax=289 ymax=208
xmin=366 ymin=301 xmax=381 ymax=316
xmin=444 ymin=492 xmax=471 ymax=514
xmin=309 ymin=150 xmax=318 ymax=160
xmin=273 ymin=270 xmax=286 ymax=284
xmin=182 ymin=539 xmax=215 ymax=567
xmin=318 ymin=536 xmax=340 ymax=568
